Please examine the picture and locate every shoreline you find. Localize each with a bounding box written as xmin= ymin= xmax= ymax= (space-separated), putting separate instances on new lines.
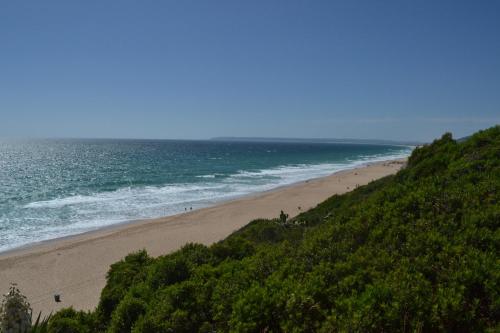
xmin=0 ymin=158 xmax=406 ymax=315
xmin=0 ymin=156 xmax=407 ymax=256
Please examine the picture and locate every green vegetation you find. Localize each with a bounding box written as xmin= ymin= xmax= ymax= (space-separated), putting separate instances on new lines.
xmin=0 ymin=284 xmax=51 ymax=333
xmin=0 ymin=284 xmax=32 ymax=333
xmin=5 ymin=126 xmax=500 ymax=332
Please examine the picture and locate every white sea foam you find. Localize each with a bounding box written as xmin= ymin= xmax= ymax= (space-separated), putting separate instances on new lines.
xmin=195 ymin=173 xmax=226 ymax=179
xmin=1 ymin=149 xmax=412 ymax=252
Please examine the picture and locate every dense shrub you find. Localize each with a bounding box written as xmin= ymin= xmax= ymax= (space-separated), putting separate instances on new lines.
xmin=97 ymin=250 xmax=151 ymax=323
xmin=108 ymin=296 xmax=147 ymax=333
xmin=46 ymin=126 xmax=500 ymax=332
xmin=46 ymin=308 xmax=94 ymax=333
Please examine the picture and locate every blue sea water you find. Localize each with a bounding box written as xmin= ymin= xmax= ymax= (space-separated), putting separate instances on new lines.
xmin=0 ymin=139 xmax=412 ymax=252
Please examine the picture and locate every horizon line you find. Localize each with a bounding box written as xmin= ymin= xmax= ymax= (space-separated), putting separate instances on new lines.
xmin=0 ymin=135 xmax=425 ymax=145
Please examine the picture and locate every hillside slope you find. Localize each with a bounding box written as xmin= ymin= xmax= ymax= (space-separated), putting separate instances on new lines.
xmin=45 ymin=126 xmax=499 ymax=332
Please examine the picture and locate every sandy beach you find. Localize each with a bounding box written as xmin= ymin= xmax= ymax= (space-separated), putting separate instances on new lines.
xmin=0 ymin=159 xmax=405 ymax=315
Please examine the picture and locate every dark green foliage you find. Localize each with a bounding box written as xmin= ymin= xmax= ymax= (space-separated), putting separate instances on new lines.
xmin=97 ymin=250 xmax=151 ymax=323
xmin=48 ymin=126 xmax=500 ymax=332
xmin=47 ymin=318 xmax=84 ymax=333
xmin=46 ymin=308 xmax=95 ymax=333
xmin=108 ymin=296 xmax=146 ymax=333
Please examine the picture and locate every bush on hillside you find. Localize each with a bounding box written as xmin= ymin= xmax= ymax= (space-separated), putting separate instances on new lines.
xmin=12 ymin=126 xmax=500 ymax=332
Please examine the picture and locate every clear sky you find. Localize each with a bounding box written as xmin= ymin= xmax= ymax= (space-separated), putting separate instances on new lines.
xmin=1 ymin=1 xmax=499 ymax=142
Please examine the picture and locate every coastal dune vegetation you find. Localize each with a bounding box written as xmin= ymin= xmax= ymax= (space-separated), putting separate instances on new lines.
xmin=2 ymin=126 xmax=499 ymax=332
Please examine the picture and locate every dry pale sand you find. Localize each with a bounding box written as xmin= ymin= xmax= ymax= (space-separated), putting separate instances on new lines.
xmin=0 ymin=159 xmax=405 ymax=315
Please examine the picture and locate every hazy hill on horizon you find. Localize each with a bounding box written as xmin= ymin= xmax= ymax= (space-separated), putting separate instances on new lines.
xmin=211 ymin=136 xmax=423 ymax=146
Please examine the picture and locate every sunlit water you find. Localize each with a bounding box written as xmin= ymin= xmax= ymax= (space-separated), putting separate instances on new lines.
xmin=0 ymin=139 xmax=412 ymax=252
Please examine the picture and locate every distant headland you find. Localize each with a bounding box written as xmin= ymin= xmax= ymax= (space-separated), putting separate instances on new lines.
xmin=210 ymin=136 xmax=423 ymax=146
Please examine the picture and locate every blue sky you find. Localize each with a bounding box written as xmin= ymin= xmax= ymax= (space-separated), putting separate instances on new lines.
xmin=1 ymin=1 xmax=499 ymax=142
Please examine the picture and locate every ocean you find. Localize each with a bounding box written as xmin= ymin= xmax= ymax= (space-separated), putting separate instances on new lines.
xmin=0 ymin=139 xmax=412 ymax=252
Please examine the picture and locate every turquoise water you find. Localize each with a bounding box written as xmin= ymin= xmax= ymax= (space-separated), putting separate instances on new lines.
xmin=0 ymin=139 xmax=412 ymax=252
